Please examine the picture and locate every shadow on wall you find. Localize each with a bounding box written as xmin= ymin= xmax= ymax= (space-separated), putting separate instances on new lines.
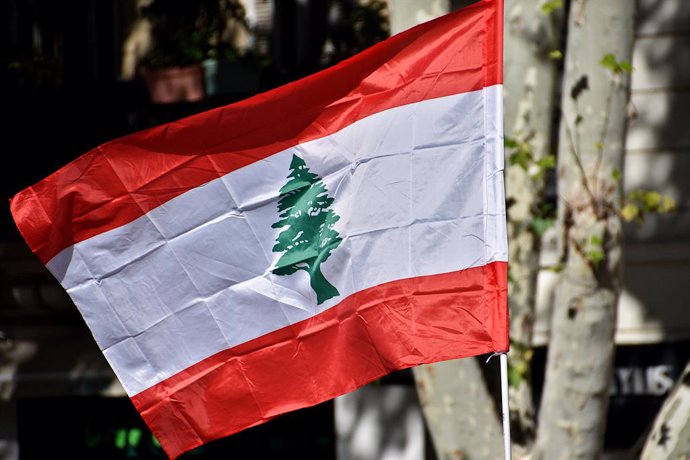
xmin=618 ymin=0 xmax=690 ymax=340
xmin=624 ymin=0 xmax=690 ymax=241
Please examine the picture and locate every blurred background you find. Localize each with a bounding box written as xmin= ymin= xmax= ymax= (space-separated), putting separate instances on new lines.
xmin=0 ymin=0 xmax=688 ymax=459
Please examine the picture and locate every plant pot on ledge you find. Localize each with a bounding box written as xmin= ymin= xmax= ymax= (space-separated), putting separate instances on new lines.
xmin=139 ymin=0 xmax=213 ymax=104
xmin=141 ymin=64 xmax=205 ymax=104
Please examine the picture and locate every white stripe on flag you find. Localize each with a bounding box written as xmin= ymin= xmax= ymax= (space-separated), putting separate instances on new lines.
xmin=48 ymin=85 xmax=506 ymax=396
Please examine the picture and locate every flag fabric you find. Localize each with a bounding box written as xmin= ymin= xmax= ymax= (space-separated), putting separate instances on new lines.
xmin=10 ymin=0 xmax=507 ymax=457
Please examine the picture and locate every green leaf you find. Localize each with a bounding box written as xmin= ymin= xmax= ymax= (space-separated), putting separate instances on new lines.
xmin=508 ymin=359 xmax=529 ymax=387
xmin=508 ymin=365 xmax=523 ymax=387
xmin=504 ymin=137 xmax=519 ymax=149
xmin=643 ymin=191 xmax=661 ymax=208
xmin=624 ymin=189 xmax=676 ymax=225
xmin=586 ymin=235 xmax=605 ymax=266
xmin=621 ymin=203 xmax=640 ymax=222
xmin=660 ymin=196 xmax=677 ymax=213
xmin=541 ymin=0 xmax=563 ymax=14
xmin=600 ymin=53 xmax=633 ymax=75
xmin=549 ymin=49 xmax=563 ymax=60
xmin=509 ymin=149 xmax=533 ymax=171
xmin=619 ymin=61 xmax=633 ymax=74
xmin=587 ymin=248 xmax=605 ymax=266
xmin=531 ymin=217 xmax=554 ymax=237
xmin=600 ymin=53 xmax=618 ymax=71
xmin=537 ymin=154 xmax=556 ymax=170
xmin=611 ymin=168 xmax=622 ymax=182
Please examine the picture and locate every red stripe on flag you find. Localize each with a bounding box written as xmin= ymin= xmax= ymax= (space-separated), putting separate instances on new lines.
xmin=131 ymin=261 xmax=508 ymax=459
xmin=10 ymin=0 xmax=502 ymax=264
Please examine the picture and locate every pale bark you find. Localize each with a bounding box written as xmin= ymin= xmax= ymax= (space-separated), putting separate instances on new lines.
xmin=534 ymin=1 xmax=635 ymax=459
xmin=414 ymin=358 xmax=504 ymax=460
xmin=503 ymin=0 xmax=562 ymax=450
xmin=336 ymin=385 xmax=425 ymax=460
xmin=641 ymin=360 xmax=690 ymax=459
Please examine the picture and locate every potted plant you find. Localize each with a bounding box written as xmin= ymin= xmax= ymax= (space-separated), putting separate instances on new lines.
xmin=202 ymin=0 xmax=265 ymax=97
xmin=139 ymin=0 xmax=215 ymax=103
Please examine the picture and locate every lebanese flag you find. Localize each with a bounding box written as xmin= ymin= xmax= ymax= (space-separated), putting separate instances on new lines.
xmin=10 ymin=0 xmax=507 ymax=457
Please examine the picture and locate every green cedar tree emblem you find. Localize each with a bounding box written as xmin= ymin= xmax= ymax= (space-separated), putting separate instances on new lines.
xmin=271 ymin=154 xmax=343 ymax=304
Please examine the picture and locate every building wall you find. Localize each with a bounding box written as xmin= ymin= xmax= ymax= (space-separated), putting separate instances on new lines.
xmin=620 ymin=0 xmax=690 ymax=342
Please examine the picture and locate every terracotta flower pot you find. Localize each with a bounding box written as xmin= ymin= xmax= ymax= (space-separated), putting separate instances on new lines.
xmin=141 ymin=64 xmax=205 ymax=104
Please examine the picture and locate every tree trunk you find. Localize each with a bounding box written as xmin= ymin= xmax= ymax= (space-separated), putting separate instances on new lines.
xmin=503 ymin=0 xmax=563 ymax=450
xmin=414 ymin=358 xmax=504 ymax=460
xmin=641 ymin=360 xmax=690 ymax=459
xmin=534 ymin=1 xmax=635 ymax=458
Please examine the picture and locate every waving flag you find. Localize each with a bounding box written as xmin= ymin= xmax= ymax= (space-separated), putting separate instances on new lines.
xmin=10 ymin=0 xmax=507 ymax=457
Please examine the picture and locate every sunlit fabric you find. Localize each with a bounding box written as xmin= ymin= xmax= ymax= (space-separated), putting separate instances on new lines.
xmin=10 ymin=0 xmax=507 ymax=458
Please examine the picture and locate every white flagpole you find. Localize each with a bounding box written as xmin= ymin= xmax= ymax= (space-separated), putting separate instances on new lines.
xmin=500 ymin=353 xmax=512 ymax=460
